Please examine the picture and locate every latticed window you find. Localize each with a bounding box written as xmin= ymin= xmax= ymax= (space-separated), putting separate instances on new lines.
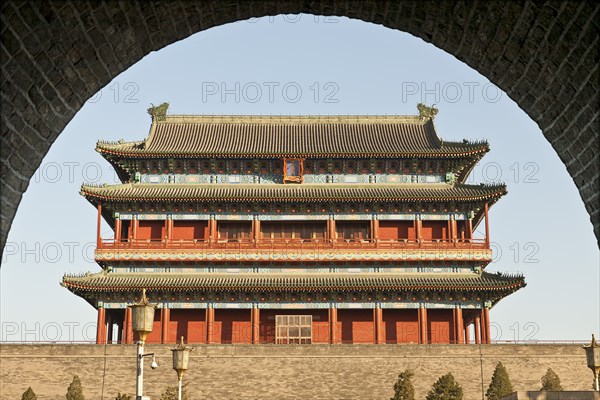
xmin=275 ymin=315 xmax=312 ymax=344
xmin=261 ymin=222 xmax=326 ymax=239
xmin=283 ymin=158 xmax=304 ymax=183
xmin=217 ymin=221 xmax=252 ymax=240
xmin=335 ymin=221 xmax=370 ymax=240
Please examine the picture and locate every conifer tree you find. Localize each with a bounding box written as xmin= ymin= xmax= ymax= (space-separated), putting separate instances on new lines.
xmin=485 ymin=362 xmax=513 ymax=400
xmin=66 ymin=375 xmax=85 ymax=400
xmin=390 ymin=369 xmax=415 ymax=400
xmin=21 ymin=387 xmax=37 ymax=400
xmin=426 ymin=373 xmax=463 ymax=400
xmin=540 ymin=368 xmax=563 ymax=391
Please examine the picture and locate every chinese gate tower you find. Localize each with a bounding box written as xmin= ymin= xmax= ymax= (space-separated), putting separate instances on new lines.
xmin=63 ymin=104 xmax=525 ymax=345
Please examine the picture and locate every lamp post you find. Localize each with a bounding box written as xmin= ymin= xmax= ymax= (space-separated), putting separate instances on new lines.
xmin=583 ymin=334 xmax=600 ymax=391
xmin=130 ymin=289 xmax=158 ymax=400
xmin=171 ymin=336 xmax=193 ymax=400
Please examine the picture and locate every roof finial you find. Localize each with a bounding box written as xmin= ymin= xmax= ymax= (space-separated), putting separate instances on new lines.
xmin=417 ymin=103 xmax=438 ymax=121
xmin=148 ymin=102 xmax=169 ymax=122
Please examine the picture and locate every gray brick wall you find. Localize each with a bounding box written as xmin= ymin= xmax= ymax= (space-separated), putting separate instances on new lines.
xmin=0 ymin=343 xmax=592 ymax=400
xmin=1 ymin=1 xmax=598 ymax=254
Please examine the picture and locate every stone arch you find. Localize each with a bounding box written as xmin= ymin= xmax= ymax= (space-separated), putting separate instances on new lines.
xmin=1 ymin=1 xmax=598 ymax=253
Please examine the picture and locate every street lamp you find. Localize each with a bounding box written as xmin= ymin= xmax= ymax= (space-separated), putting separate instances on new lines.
xmin=130 ymin=289 xmax=157 ymax=400
xmin=171 ymin=336 xmax=193 ymax=400
xmin=583 ymin=334 xmax=600 ymax=391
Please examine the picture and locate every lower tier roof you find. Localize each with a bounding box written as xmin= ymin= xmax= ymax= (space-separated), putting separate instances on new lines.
xmin=62 ymin=271 xmax=524 ymax=294
xmin=80 ymin=183 xmax=506 ymax=204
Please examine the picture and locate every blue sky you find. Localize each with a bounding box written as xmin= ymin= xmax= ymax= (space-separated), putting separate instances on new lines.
xmin=1 ymin=15 xmax=598 ymax=342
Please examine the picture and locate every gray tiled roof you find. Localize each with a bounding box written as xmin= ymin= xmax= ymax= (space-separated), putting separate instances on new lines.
xmin=81 ymin=183 xmax=506 ymax=203
xmin=62 ymin=271 xmax=525 ymax=293
xmin=96 ymin=115 xmax=488 ymax=158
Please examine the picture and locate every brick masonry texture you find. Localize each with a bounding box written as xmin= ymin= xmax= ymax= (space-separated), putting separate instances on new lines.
xmin=0 ymin=1 xmax=599 ymax=254
xmin=0 ymin=344 xmax=593 ymax=400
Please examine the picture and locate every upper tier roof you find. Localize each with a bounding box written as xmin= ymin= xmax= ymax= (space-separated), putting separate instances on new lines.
xmin=96 ymin=115 xmax=489 ymax=159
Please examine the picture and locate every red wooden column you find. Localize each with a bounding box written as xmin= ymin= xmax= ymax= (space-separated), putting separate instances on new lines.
xmin=474 ymin=315 xmax=481 ymax=344
xmin=374 ymin=305 xmax=384 ymax=344
xmin=208 ymin=217 xmax=217 ymax=244
xmin=96 ymin=307 xmax=106 ymax=344
xmin=452 ymin=308 xmax=457 ymax=343
xmin=479 ymin=308 xmax=489 ymax=344
xmin=484 ymin=203 xmax=490 ymax=247
xmin=165 ymin=217 xmax=173 ymax=242
xmin=372 ymin=217 xmax=379 ymax=246
xmin=480 ymin=309 xmax=487 ymax=343
xmin=251 ymin=306 xmax=260 ymax=344
xmin=418 ymin=306 xmax=428 ymax=344
xmin=96 ymin=204 xmax=102 ymax=247
xmin=256 ymin=219 xmax=261 ymax=242
xmin=161 ymin=307 xmax=170 ymax=344
xmin=123 ymin=307 xmax=133 ymax=344
xmin=451 ymin=219 xmax=458 ymax=242
xmin=455 ymin=306 xmax=464 ymax=344
xmin=114 ymin=217 xmax=122 ymax=243
xmin=206 ymin=306 xmax=215 ymax=344
xmin=252 ymin=218 xmax=261 ymax=245
xmin=122 ymin=307 xmax=130 ymax=344
xmin=327 ymin=218 xmax=336 ymax=241
xmin=483 ymin=308 xmax=491 ymax=344
xmin=415 ymin=217 xmax=422 ymax=245
xmin=132 ymin=217 xmax=139 ymax=241
xmin=329 ymin=306 xmax=338 ymax=344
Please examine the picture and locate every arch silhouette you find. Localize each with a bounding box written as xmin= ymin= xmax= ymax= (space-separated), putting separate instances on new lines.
xmin=1 ymin=1 xmax=598 ymax=254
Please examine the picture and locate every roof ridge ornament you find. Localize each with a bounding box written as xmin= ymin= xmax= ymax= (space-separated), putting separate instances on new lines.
xmin=417 ymin=103 xmax=438 ymax=120
xmin=148 ymin=102 xmax=169 ymax=122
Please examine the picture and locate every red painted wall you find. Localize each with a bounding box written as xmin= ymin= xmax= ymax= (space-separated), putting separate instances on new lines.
xmin=171 ymin=221 xmax=208 ymax=240
xmin=137 ymin=221 xmax=165 ymax=240
xmin=383 ymin=309 xmax=419 ymax=344
xmin=421 ymin=221 xmax=447 ymax=240
xmin=338 ymin=309 xmax=375 ymax=344
xmin=168 ymin=309 xmax=206 ymax=344
xmin=427 ymin=309 xmax=454 ymax=344
xmin=125 ymin=308 xmax=458 ymax=345
xmin=379 ymin=221 xmax=415 ymax=240
xmin=312 ymin=314 xmax=330 ymax=344
xmin=214 ymin=309 xmax=252 ymax=344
